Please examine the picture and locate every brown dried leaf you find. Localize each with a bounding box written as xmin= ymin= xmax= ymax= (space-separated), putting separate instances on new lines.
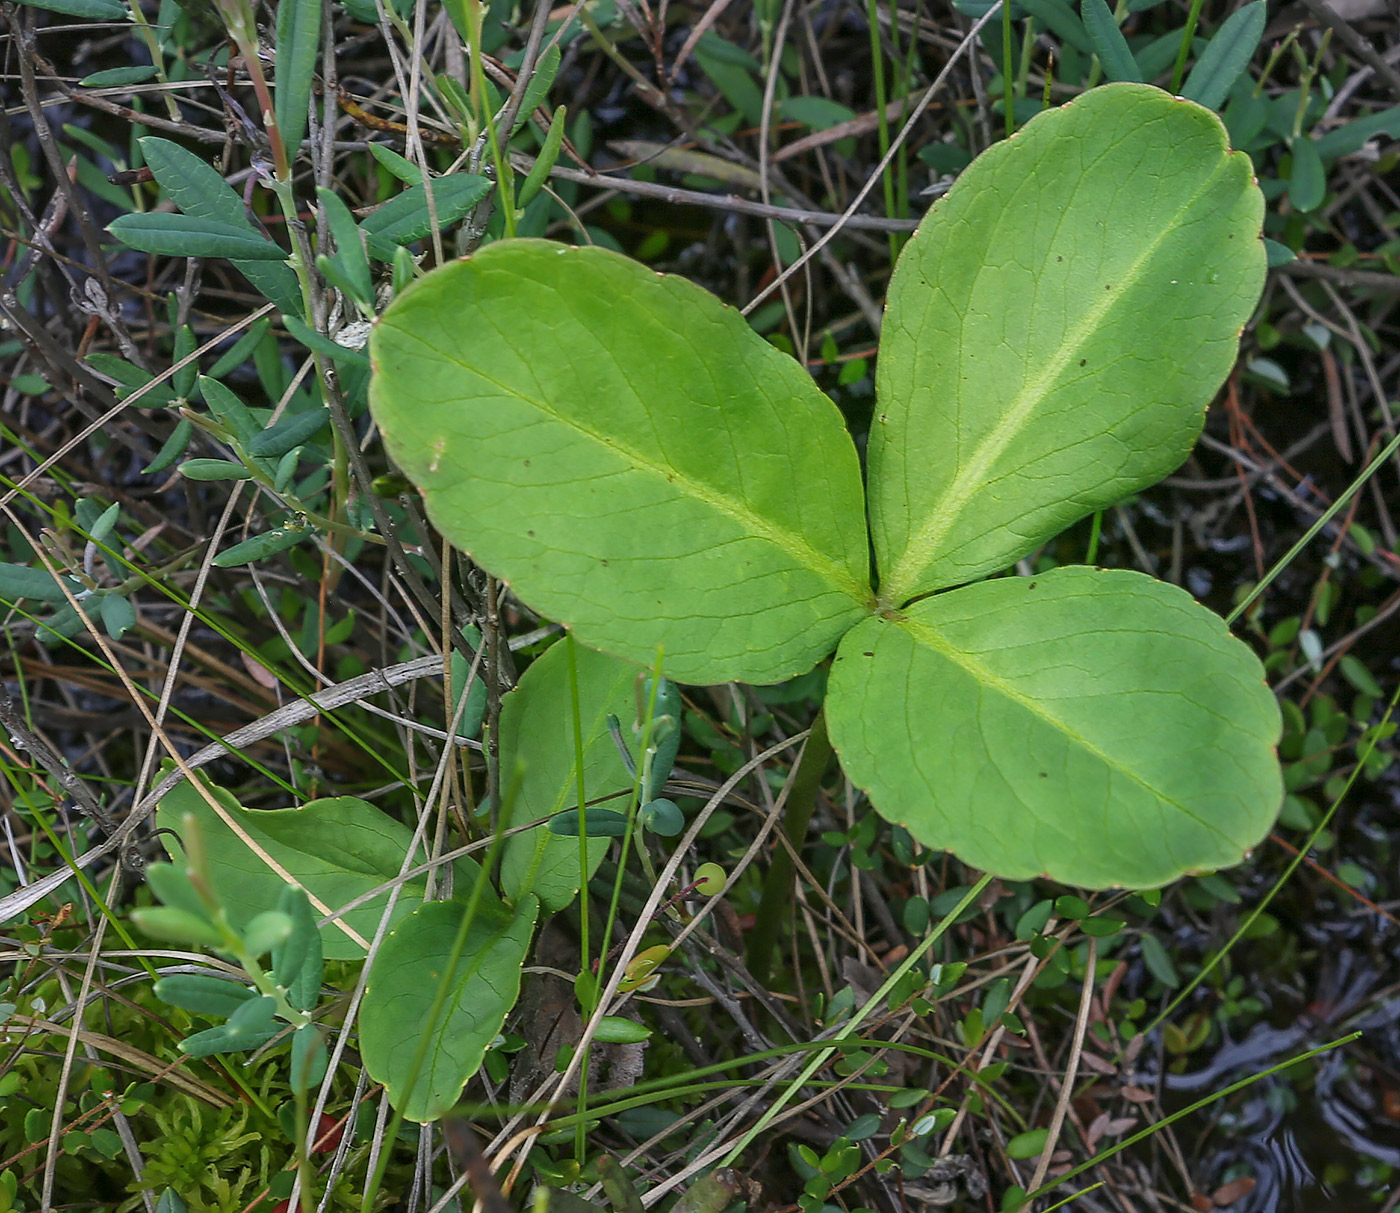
xmin=1212 ymin=1176 xmax=1257 ymax=1206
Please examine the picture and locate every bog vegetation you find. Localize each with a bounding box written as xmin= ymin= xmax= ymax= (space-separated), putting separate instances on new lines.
xmin=1 ymin=1 xmax=1399 ymax=1212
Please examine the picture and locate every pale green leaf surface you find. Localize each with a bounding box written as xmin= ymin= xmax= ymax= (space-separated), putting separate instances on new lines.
xmin=872 ymin=84 xmax=1264 ymax=602
xmin=360 ymin=894 xmax=537 ymax=1121
xmin=500 ymin=641 xmax=638 ymax=912
xmin=156 ymin=772 xmax=480 ymax=959
xmin=826 ymin=568 xmax=1282 ymax=888
xmin=370 ymin=240 xmax=872 ymax=684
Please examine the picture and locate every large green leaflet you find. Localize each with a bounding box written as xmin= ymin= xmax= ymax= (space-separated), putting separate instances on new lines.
xmin=825 ymin=569 xmax=1282 ymax=888
xmin=359 ymin=894 xmax=537 ymax=1122
xmin=369 ymin=240 xmax=872 ymax=685
xmin=155 ymin=773 xmax=479 ymax=960
xmin=369 ymin=84 xmax=1284 ymax=889
xmin=499 ymin=640 xmax=639 ymax=913
xmin=871 ymin=84 xmax=1264 ymax=603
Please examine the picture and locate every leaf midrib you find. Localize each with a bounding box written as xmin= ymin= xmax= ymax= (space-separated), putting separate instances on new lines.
xmin=882 ymin=157 xmax=1234 ymax=603
xmin=898 ymin=613 xmax=1226 ymax=840
xmin=408 ymin=338 xmax=872 ymax=604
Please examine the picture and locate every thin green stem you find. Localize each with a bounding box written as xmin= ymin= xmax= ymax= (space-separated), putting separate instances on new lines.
xmin=1002 ymin=0 xmax=1015 ymax=137
xmin=867 ymin=0 xmax=898 ymax=262
xmin=565 ymin=635 xmax=591 ymax=1163
xmin=466 ymin=0 xmax=516 ymax=236
xmin=1084 ymin=510 xmax=1103 ymax=564
xmin=1169 ymin=0 xmax=1208 ymax=94
xmin=745 ymin=709 xmax=833 ymax=985
xmin=1227 ymin=423 xmax=1400 ymax=626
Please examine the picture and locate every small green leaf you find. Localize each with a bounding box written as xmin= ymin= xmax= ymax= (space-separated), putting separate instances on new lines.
xmin=86 ymin=501 xmax=120 ymax=545
xmin=547 ymin=808 xmax=629 ymax=838
xmin=197 ymin=376 xmax=259 ymax=443
xmin=1081 ymin=0 xmax=1143 ymax=82
xmin=99 ymin=592 xmax=136 ymax=640
xmin=360 ymin=894 xmax=537 ymax=1121
xmin=243 ymin=909 xmax=294 ymax=957
xmin=247 ymin=408 xmax=330 ymax=457
xmin=130 ymin=906 xmax=226 ymax=948
xmin=512 ymin=41 xmax=560 ymax=133
xmin=518 ymin=105 xmax=566 ymax=209
xmin=144 ymin=862 xmax=209 ymax=918
xmin=825 ymin=568 xmax=1283 ymax=888
xmin=1339 ymin=655 xmax=1382 ymax=698
xmin=693 ymin=862 xmax=726 ymax=895
xmin=872 ymin=85 xmax=1263 ymax=600
xmin=212 ymin=525 xmax=313 ymax=568
xmin=153 ymin=974 xmax=258 ymax=1017
xmin=180 ymin=997 xmax=280 ymax=1057
xmin=593 ymin=1016 xmax=651 ymax=1044
xmin=282 ymin=315 xmax=370 ymax=367
xmin=1180 ymin=1 xmax=1266 ymax=111
xmin=0 ymin=562 xmax=79 ymax=603
xmin=154 ymin=1190 xmax=189 ymax=1213
xmin=1137 ymin=931 xmax=1180 ymax=987
xmin=1006 ymin=1128 xmax=1049 ymax=1160
xmin=272 ymin=883 xmax=324 ymax=1010
xmin=641 ymin=799 xmax=683 ymax=836
xmin=316 ymin=186 xmax=373 ymax=308
xmin=369 ymin=240 xmax=872 ymax=683
xmin=367 ymin=142 xmax=423 ymax=185
xmin=361 ymin=174 xmax=493 ymax=259
xmin=179 ymin=459 xmax=252 ymax=482
xmin=80 ymin=66 xmax=159 ymax=87
xmin=275 ymin=0 xmax=323 ymax=165
xmin=1055 ymin=895 xmax=1091 ymax=920
xmin=1289 ymin=136 xmax=1326 ymax=212
xmin=108 ymin=213 xmax=289 ymax=261
xmin=290 ymin=1026 xmax=328 ymax=1091
xmin=1264 ymin=238 xmax=1296 ymax=267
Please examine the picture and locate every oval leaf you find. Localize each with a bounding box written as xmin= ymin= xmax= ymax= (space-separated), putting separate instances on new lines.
xmin=360 ymin=894 xmax=536 ymax=1122
xmin=369 ymin=240 xmax=872 ymax=684
xmin=825 ymin=568 xmax=1282 ymax=889
xmin=108 ymin=213 xmax=289 ymax=261
xmin=155 ymin=770 xmax=482 ymax=959
xmin=871 ymin=84 xmax=1264 ymax=603
xmin=500 ymin=642 xmax=639 ymax=912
